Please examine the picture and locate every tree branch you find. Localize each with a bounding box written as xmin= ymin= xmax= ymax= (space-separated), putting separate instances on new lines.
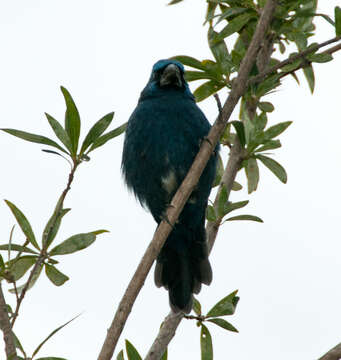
xmin=0 ymin=283 xmax=17 ymax=360
xmin=319 ymin=342 xmax=341 ymax=360
xmin=249 ymin=36 xmax=341 ymax=86
xmin=144 ymin=2 xmax=278 ymax=360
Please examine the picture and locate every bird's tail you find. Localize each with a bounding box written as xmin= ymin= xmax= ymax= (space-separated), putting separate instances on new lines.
xmin=154 ymin=223 xmax=212 ymax=313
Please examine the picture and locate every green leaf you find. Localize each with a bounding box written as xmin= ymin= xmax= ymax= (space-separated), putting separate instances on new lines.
xmin=231 ymin=181 xmax=242 ymax=191
xmin=226 ymin=214 xmax=263 ymax=222
xmin=185 ymin=71 xmax=216 ymax=82
xmin=43 ymin=207 xmax=71 ymax=250
xmin=223 ymin=200 xmax=249 ymax=215
xmin=49 ymin=230 xmax=107 ymax=256
xmin=255 ymin=139 xmax=281 ymax=152
xmin=212 ymin=154 xmax=224 ymax=187
xmin=335 ymin=6 xmax=341 ymax=36
xmin=87 ymin=122 xmax=127 ymax=153
xmin=12 ymin=266 xmax=33 ymax=290
xmin=216 ymin=7 xmax=248 ymax=25
xmin=193 ymin=298 xmax=202 ymax=316
xmin=231 ymin=121 xmax=245 ymax=147
xmin=207 ymin=318 xmax=238 ymax=332
xmin=32 ymin=315 xmax=80 ymax=358
xmin=208 ymin=27 xmax=231 ymax=74
xmin=5 ymin=200 xmax=40 ymax=250
xmin=215 ymin=12 xmax=255 ymax=42
xmin=45 ymin=264 xmax=69 ymax=286
xmin=207 ymin=290 xmax=239 ymax=317
xmin=1 ymin=129 xmax=69 ymax=154
xmin=256 ymin=154 xmax=287 ymax=184
xmin=303 ymin=64 xmax=315 ymax=93
xmin=45 ymin=113 xmax=72 ymax=153
xmin=258 ymin=102 xmax=274 ymax=113
xmin=13 ymin=331 xmax=26 ymax=357
xmin=217 ymin=185 xmax=228 ymax=217
xmin=263 ymin=121 xmax=292 ymax=141
xmin=307 ymin=53 xmax=333 ymax=63
xmin=80 ymin=112 xmax=114 ymax=154
xmin=200 ymin=324 xmax=213 ymax=360
xmin=116 ymin=350 xmax=125 ymax=360
xmin=193 ymin=81 xmax=225 ymax=103
xmin=171 ymin=56 xmax=206 ymax=71
xmin=0 ymin=254 xmax=4 ymax=269
xmin=125 ymin=340 xmax=142 ymax=360
xmin=245 ymin=158 xmax=259 ymax=194
xmin=0 ymin=244 xmax=38 ymax=255
xmin=168 ymin=0 xmax=184 ymax=4
xmin=61 ymin=86 xmax=81 ymax=155
xmin=9 ymin=261 xmax=43 ymax=293
xmin=206 ymin=205 xmax=217 ymax=222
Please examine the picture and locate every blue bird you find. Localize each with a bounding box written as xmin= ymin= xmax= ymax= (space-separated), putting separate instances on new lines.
xmin=122 ymin=59 xmax=218 ymax=313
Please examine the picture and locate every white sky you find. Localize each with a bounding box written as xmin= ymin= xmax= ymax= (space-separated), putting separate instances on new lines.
xmin=0 ymin=1 xmax=340 ymax=359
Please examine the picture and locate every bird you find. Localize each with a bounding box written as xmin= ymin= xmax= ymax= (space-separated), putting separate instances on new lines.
xmin=121 ymin=59 xmax=218 ymax=313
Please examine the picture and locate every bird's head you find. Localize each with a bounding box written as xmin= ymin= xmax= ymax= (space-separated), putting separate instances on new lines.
xmin=140 ymin=59 xmax=193 ymax=100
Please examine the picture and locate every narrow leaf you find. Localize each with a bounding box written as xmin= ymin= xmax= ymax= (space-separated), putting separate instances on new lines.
xmin=307 ymin=53 xmax=333 ymax=63
xmin=255 ymin=139 xmax=281 ymax=152
xmin=45 ymin=264 xmax=69 ymax=286
xmin=160 ymin=349 xmax=168 ymax=360
xmin=8 ymin=256 xmax=37 ymax=281
xmin=258 ymin=102 xmax=274 ymax=113
xmin=231 ymin=181 xmax=242 ymax=191
xmin=88 ymin=122 xmax=127 ymax=153
xmin=193 ymin=298 xmax=202 ymax=316
xmin=215 ymin=12 xmax=255 ymax=42
xmin=245 ymin=158 xmax=259 ymax=194
xmin=207 ymin=290 xmax=239 ymax=317
xmin=13 ymin=331 xmax=26 ymax=357
xmin=212 ymin=154 xmax=224 ymax=187
xmin=185 ymin=71 xmax=216 ymax=82
xmin=49 ymin=231 xmax=106 ymax=256
xmin=9 ymin=261 xmax=43 ymax=294
xmin=206 ymin=205 xmax=217 ymax=222
xmin=207 ymin=318 xmax=238 ymax=332
xmin=0 ymin=244 xmax=38 ymax=255
xmin=45 ymin=113 xmax=72 ymax=152
xmin=125 ymin=340 xmax=142 ymax=360
xmin=80 ymin=112 xmax=114 ymax=154
xmin=32 ymin=315 xmax=80 ymax=358
xmin=171 ymin=56 xmax=206 ymax=70
xmin=303 ymin=65 xmax=315 ymax=93
xmin=43 ymin=208 xmax=71 ymax=250
xmin=116 ymin=350 xmax=125 ymax=360
xmin=256 ymin=154 xmax=287 ymax=183
xmin=335 ymin=6 xmax=341 ymax=36
xmin=5 ymin=200 xmax=40 ymax=250
xmin=200 ymin=324 xmax=213 ymax=360
xmin=226 ymin=214 xmax=263 ymax=222
xmin=231 ymin=121 xmax=245 ymax=147
xmin=193 ymin=81 xmax=224 ymax=103
xmin=60 ymin=86 xmax=81 ymax=155
xmin=223 ymin=200 xmax=249 ymax=215
xmin=263 ymin=121 xmax=292 ymax=141
xmin=1 ymin=129 xmax=69 ymax=154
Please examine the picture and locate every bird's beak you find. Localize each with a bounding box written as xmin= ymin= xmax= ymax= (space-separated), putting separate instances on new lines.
xmin=160 ymin=64 xmax=182 ymax=88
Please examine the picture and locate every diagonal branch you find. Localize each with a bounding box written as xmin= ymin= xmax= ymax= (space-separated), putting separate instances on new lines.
xmin=0 ymin=283 xmax=17 ymax=360
xmin=144 ymin=1 xmax=278 ymax=359
xmin=319 ymin=342 xmax=341 ymax=360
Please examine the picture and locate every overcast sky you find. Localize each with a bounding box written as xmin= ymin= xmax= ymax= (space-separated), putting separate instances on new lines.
xmin=0 ymin=1 xmax=340 ymax=359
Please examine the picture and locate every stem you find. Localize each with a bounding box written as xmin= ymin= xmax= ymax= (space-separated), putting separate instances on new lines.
xmin=10 ymin=159 xmax=79 ymax=329
xmin=0 ymin=283 xmax=17 ymax=360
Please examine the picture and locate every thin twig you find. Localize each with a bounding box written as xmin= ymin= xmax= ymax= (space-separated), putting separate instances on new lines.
xmin=249 ymin=36 xmax=341 ymax=86
xmin=10 ymin=160 xmax=79 ymax=328
xmin=0 ymin=283 xmax=17 ymax=360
